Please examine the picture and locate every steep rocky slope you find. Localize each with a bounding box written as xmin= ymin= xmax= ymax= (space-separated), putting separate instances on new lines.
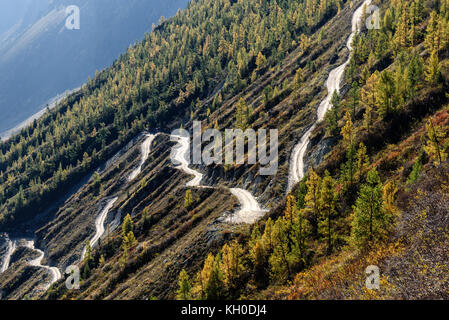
xmin=46 ymin=0 xmax=374 ymax=300
xmin=1 ymin=0 xmax=448 ymax=300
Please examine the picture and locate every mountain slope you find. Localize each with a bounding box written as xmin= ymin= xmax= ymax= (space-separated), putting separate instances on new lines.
xmin=0 ymin=0 xmax=448 ymax=300
xmin=1 ymin=0 xmax=351 ymax=299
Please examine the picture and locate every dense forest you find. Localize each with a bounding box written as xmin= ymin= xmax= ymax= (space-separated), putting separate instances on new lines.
xmin=176 ymin=0 xmax=449 ymax=300
xmin=0 ymin=0 xmax=344 ymax=229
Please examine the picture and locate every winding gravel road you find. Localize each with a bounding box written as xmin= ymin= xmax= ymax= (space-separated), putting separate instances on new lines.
xmin=1 ymin=1 xmax=373 ymax=295
xmin=171 ymin=135 xmax=204 ymax=187
xmin=0 ymin=237 xmax=61 ymax=290
xmin=128 ymin=134 xmax=157 ymax=181
xmin=24 ymin=240 xmax=62 ymax=290
xmin=171 ymin=134 xmax=266 ymax=224
xmin=82 ymin=134 xmax=157 ymax=260
xmin=287 ymin=0 xmax=372 ymax=192
xmin=81 ymin=197 xmax=118 ymax=260
xmin=226 ymin=189 xmax=268 ymax=224
xmin=1 ymin=238 xmax=16 ymax=273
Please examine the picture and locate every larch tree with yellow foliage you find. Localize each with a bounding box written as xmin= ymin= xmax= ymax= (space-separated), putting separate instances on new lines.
xmin=424 ymin=119 xmax=447 ymax=165
xmin=318 ymin=171 xmax=337 ymax=254
xmin=376 ymin=70 xmax=400 ymax=117
xmin=197 ymin=253 xmax=225 ymax=300
xmin=221 ymin=241 xmax=245 ymax=293
xmin=176 ymin=269 xmax=192 ymax=300
xmin=362 ymin=71 xmax=379 ymax=133
xmin=305 ymin=168 xmax=322 ymax=236
xmin=425 ymin=49 xmax=442 ymax=85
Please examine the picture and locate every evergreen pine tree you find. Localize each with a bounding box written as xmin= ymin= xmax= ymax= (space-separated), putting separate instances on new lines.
xmin=269 ymin=218 xmax=291 ymax=281
xmin=318 ymin=171 xmax=337 ymax=254
xmin=351 ymin=169 xmax=392 ymax=248
xmin=407 ymin=53 xmax=423 ymax=101
xmin=305 ymin=168 xmax=321 ymax=235
xmin=376 ymin=71 xmax=399 ymax=117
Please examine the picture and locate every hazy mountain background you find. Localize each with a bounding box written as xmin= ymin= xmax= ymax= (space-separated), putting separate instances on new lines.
xmin=0 ymin=0 xmax=188 ymax=137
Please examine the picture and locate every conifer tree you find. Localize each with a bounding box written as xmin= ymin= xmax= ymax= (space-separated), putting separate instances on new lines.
xmin=284 ymin=195 xmax=296 ymax=226
xmin=425 ymin=11 xmax=439 ymax=52
xmin=184 ymin=189 xmax=193 ymax=208
xmin=249 ymin=224 xmax=261 ymax=249
xmin=376 ymin=71 xmax=399 ymax=117
xmin=294 ymin=68 xmax=304 ymax=88
xmin=407 ymin=53 xmax=423 ymax=101
xmin=305 ymin=168 xmax=321 ymax=235
xmin=249 ymin=225 xmax=269 ymax=287
xmin=341 ymin=143 xmax=357 ymax=190
xmin=351 ymin=169 xmax=392 ymax=248
xmin=16 ymin=186 xmax=25 ymax=209
xmin=318 ymin=171 xmax=337 ymax=254
xmin=348 ymin=82 xmax=360 ymax=119
xmin=326 ymin=91 xmax=341 ymax=134
xmin=296 ymin=180 xmax=308 ymax=210
xmin=83 ymin=262 xmax=91 ymax=280
xmin=395 ymin=56 xmax=408 ymax=105
xmin=424 ymin=119 xmax=447 ymax=165
xmin=442 ymin=0 xmax=449 ymax=20
xmin=120 ymin=237 xmax=129 ymax=268
xmin=263 ymin=86 xmax=273 ymax=105
xmin=177 ymin=269 xmax=192 ymax=300
xmin=409 ymin=1 xmax=417 ymax=46
xmin=362 ymin=103 xmax=373 ymax=134
xmin=393 ymin=4 xmax=409 ymax=51
xmin=269 ymin=218 xmax=291 ymax=281
xmin=96 ymin=253 xmax=104 ymax=266
xmin=93 ymin=172 xmax=101 ymax=195
xmin=198 ymin=253 xmax=214 ymax=299
xmin=199 ymin=254 xmax=225 ymax=300
xmin=261 ymin=218 xmax=275 ymax=253
xmin=251 ymin=241 xmax=268 ymax=287
xmin=355 ymin=143 xmax=370 ymax=183
xmin=362 ymin=72 xmax=379 ymax=132
xmin=383 ymin=180 xmax=399 ymax=217
xmin=84 ymin=239 xmax=92 ymax=264
xmin=360 ymin=66 xmax=370 ymax=85
xmin=122 ymin=214 xmax=134 ymax=237
xmin=406 ymin=153 xmax=424 ymax=186
xmin=290 ymin=207 xmax=311 ymax=265
xmin=125 ymin=231 xmax=137 ymax=247
xmin=341 ymin=111 xmax=355 ymax=149
xmin=235 ymin=98 xmax=252 ymax=130
xmin=221 ymin=241 xmax=245 ymax=293
xmin=425 ymin=49 xmax=442 ymax=85
xmin=383 ymin=8 xmax=393 ymax=33
xmin=256 ymin=52 xmax=267 ymax=71
xmin=212 ymin=93 xmax=222 ymax=110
